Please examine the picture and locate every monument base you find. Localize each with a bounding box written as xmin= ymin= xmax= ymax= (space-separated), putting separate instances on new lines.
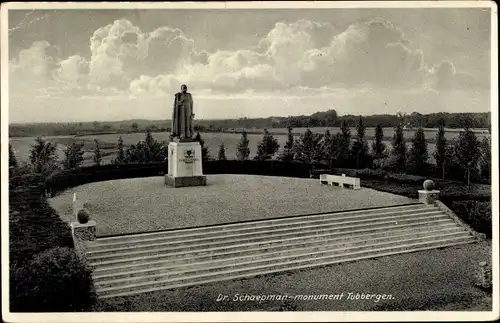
xmin=166 ymin=140 xmax=206 ymax=188
xmin=165 ymin=175 xmax=207 ymax=188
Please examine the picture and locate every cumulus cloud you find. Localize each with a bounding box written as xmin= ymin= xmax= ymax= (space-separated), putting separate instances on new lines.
xmin=9 ymin=17 xmax=488 ymax=103
xmin=429 ymin=60 xmax=486 ymax=90
xmin=299 ymin=18 xmax=426 ymax=88
xmin=86 ymin=19 xmax=205 ymax=89
xmin=88 ymin=19 xmax=146 ymax=88
xmin=54 ymin=55 xmax=90 ymax=86
xmin=144 ymin=26 xmax=196 ymax=75
xmin=10 ymin=40 xmax=60 ymax=79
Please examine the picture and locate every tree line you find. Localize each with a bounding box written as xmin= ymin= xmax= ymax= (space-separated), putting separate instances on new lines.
xmin=9 ymin=110 xmax=491 ymax=138
xmin=10 ymin=115 xmax=491 ymax=191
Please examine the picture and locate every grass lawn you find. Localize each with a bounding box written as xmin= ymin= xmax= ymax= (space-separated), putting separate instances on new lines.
xmin=93 ymin=240 xmax=492 ymax=311
xmin=48 ymin=174 xmax=416 ymax=236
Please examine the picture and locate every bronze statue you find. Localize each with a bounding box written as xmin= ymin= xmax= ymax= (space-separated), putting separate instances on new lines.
xmin=171 ymin=84 xmax=194 ymax=140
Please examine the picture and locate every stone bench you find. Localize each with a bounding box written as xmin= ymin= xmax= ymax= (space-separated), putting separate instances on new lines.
xmin=320 ymin=174 xmax=361 ymax=189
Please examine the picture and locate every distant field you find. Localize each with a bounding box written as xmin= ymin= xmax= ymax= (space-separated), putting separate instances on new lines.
xmin=9 ymin=127 xmax=489 ymax=166
xmin=9 ymin=136 xmax=69 ymax=163
xmin=9 ymin=135 xmax=116 ymax=167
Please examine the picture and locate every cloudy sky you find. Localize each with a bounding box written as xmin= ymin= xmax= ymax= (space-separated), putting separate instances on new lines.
xmin=8 ymin=6 xmax=492 ymax=123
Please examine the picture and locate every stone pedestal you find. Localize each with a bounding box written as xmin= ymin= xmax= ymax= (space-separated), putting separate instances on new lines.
xmin=70 ymin=220 xmax=96 ymax=241
xmin=418 ymin=190 xmax=440 ymax=205
xmin=165 ymin=140 xmax=207 ymax=188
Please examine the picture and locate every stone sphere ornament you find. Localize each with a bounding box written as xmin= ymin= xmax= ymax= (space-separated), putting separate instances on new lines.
xmin=423 ymin=179 xmax=435 ymax=191
xmin=77 ymin=208 xmax=90 ymax=224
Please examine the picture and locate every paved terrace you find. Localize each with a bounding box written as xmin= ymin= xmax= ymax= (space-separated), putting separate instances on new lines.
xmin=49 ymin=174 xmax=416 ymax=237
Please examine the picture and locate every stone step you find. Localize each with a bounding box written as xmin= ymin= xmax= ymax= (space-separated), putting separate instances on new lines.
xmin=88 ymin=212 xmax=447 ymax=262
xmin=90 ymin=220 xmax=458 ymax=271
xmin=97 ymin=236 xmax=475 ymax=298
xmin=88 ymin=205 xmax=434 ymax=252
xmin=93 ymin=203 xmax=426 ymax=245
xmin=92 ymin=226 xmax=464 ymax=281
xmin=95 ymin=231 xmax=471 ymax=289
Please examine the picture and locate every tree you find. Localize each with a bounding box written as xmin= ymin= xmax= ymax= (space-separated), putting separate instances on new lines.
xmin=236 ymin=131 xmax=250 ymax=161
xmin=194 ymin=131 xmax=210 ymax=162
xmin=391 ymin=124 xmax=406 ymax=172
xmin=479 ymin=136 xmax=491 ymax=182
xmin=218 ymin=143 xmax=227 ymax=160
xmin=372 ymin=124 xmax=387 ymax=160
xmin=321 ymin=130 xmax=334 ymax=166
xmin=126 ymin=130 xmax=168 ymax=163
xmin=63 ymin=143 xmax=85 ymax=170
xmin=29 ymin=137 xmax=59 ymax=174
xmin=336 ymin=120 xmax=351 ymax=167
xmin=397 ymin=111 xmax=408 ymax=127
xmin=434 ymin=120 xmax=447 ymax=179
xmin=278 ymin=126 xmax=295 ymax=161
xmin=350 ymin=116 xmax=370 ymax=168
xmin=113 ymin=136 xmax=127 ymax=164
xmin=255 ymin=129 xmax=280 ymax=160
xmin=9 ymin=143 xmax=18 ymax=169
xmin=455 ymin=121 xmax=481 ymax=189
xmin=131 ymin=122 xmax=139 ymax=132
xmin=443 ymin=139 xmax=463 ymax=181
xmin=93 ymin=140 xmax=102 ymax=166
xmin=292 ymin=128 xmax=324 ymax=164
xmin=407 ymin=126 xmax=429 ymax=175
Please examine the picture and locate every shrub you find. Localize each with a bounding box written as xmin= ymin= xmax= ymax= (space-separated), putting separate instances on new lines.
xmin=9 ymin=191 xmax=74 ymax=265
xmin=77 ymin=208 xmax=90 ymax=224
xmin=375 ymin=155 xmax=399 ymax=171
xmin=10 ymin=247 xmax=97 ymax=312
xmin=45 ymin=163 xmax=165 ymax=195
xmin=448 ymin=200 xmax=491 ymax=238
xmin=423 ymin=179 xmax=435 ymax=191
xmin=332 ymin=168 xmax=426 ymax=185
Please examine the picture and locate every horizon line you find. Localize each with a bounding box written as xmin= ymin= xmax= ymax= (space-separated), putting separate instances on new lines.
xmin=8 ymin=111 xmax=491 ymax=126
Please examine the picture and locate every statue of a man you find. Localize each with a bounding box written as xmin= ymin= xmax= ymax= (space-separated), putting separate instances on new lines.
xmin=171 ymin=84 xmax=194 ymax=139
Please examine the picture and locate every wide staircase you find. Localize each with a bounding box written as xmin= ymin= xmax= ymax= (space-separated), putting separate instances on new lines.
xmin=85 ymin=203 xmax=478 ymax=299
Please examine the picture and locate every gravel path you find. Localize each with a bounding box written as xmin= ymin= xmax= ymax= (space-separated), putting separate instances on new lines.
xmin=49 ymin=174 xmax=416 ymax=236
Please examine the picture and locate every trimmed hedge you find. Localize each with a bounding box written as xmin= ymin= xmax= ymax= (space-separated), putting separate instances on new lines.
xmin=204 ymin=160 xmax=311 ymax=178
xmin=45 ymin=160 xmax=312 ymax=194
xmin=10 ymin=190 xmax=74 ymax=265
xmin=10 ymin=247 xmax=97 ymax=312
xmin=331 ymin=168 xmax=463 ymax=186
xmin=46 ymin=163 xmax=166 ymax=195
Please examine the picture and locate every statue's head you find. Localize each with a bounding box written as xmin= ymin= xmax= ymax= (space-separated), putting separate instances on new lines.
xmin=181 ymin=84 xmax=187 ymax=93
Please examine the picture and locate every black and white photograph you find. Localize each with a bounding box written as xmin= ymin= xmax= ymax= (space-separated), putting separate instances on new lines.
xmin=1 ymin=2 xmax=498 ymax=322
